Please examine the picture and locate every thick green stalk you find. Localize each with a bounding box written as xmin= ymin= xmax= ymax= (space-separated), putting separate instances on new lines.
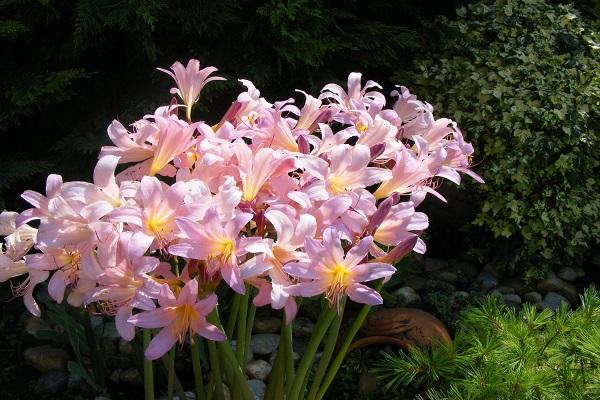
xmin=191 ymin=337 xmax=207 ymax=400
xmin=236 ymin=287 xmax=250 ymax=365
xmin=208 ymin=309 xmax=254 ymax=400
xmin=244 ymin=302 xmax=256 ymax=360
xmin=288 ymin=306 xmax=337 ymax=400
xmin=167 ymin=348 xmax=175 ymax=400
xmin=314 ymin=280 xmax=384 ymax=400
xmin=208 ymin=341 xmax=225 ymax=400
xmin=143 ymin=330 xmax=155 ymax=400
xmin=265 ymin=344 xmax=285 ymax=400
xmin=225 ymin=294 xmax=241 ymax=338
xmin=282 ymin=321 xmax=295 ymax=390
xmin=306 ymin=303 xmax=345 ymax=400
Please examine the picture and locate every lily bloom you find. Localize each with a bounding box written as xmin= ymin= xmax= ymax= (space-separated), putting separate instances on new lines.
xmin=158 ymin=59 xmax=225 ymax=121
xmin=284 ymin=229 xmax=395 ymax=312
xmin=128 ymin=279 xmax=225 ymax=360
xmin=169 ymin=208 xmax=255 ymax=293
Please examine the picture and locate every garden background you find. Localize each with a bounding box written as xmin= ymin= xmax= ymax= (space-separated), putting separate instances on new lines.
xmin=1 ymin=0 xmax=600 ymax=399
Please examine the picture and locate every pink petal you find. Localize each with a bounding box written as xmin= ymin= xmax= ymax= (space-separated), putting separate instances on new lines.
xmin=194 ymin=320 xmax=226 ymax=341
xmin=128 ymin=307 xmax=176 ymax=329
xmin=347 ymin=283 xmax=383 ymax=305
xmin=344 ymin=237 xmax=372 ymax=268
xmin=145 ymin=327 xmax=178 ymax=360
xmin=116 ymin=306 xmax=135 ymax=341
xmin=350 ymin=262 xmax=396 ymax=282
xmin=48 ymin=270 xmax=66 ymax=303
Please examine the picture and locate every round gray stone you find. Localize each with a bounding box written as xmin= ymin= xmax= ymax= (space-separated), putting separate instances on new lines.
xmin=253 ymin=316 xmax=282 ymax=334
xmin=248 ymin=379 xmax=266 ymax=400
xmin=33 ymin=370 xmax=69 ymax=397
xmin=392 ymin=286 xmax=421 ymax=305
xmin=523 ymin=291 xmax=543 ymax=304
xmin=536 ymin=278 xmax=577 ymax=302
xmin=250 ymin=334 xmax=280 ymax=356
xmin=292 ymin=317 xmax=315 ymax=337
xmin=245 ymin=359 xmax=272 ymax=381
xmin=541 ymin=292 xmax=570 ymax=310
xmin=497 ymin=286 xmax=515 ymax=295
xmin=24 ymin=345 xmax=69 ymax=372
xmin=557 ymin=267 xmax=577 ymax=282
xmin=477 ymin=272 xmax=499 ymax=292
xmin=502 ymin=294 xmax=522 ymax=307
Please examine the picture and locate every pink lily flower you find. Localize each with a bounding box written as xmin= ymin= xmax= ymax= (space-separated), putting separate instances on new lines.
xmin=233 ymin=140 xmax=295 ymax=202
xmin=300 ymin=144 xmax=391 ymax=197
xmin=85 ymin=231 xmax=161 ymax=340
xmin=320 ymin=73 xmax=386 ymax=116
xmin=128 ymin=279 xmax=225 ymax=360
xmin=169 ymin=208 xmax=255 ymax=293
xmin=284 ymin=229 xmax=395 ymax=312
xmin=158 ymin=59 xmax=225 ymax=121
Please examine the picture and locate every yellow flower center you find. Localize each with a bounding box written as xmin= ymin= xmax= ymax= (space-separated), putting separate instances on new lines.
xmin=172 ymin=304 xmax=198 ymax=343
xmin=325 ymin=263 xmax=351 ymax=313
xmin=356 ymin=120 xmax=368 ymax=134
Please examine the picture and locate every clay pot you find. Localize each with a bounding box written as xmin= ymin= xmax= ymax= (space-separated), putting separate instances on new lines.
xmin=348 ymin=308 xmax=451 ymax=354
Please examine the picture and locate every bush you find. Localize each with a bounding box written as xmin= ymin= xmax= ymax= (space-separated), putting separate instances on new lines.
xmin=406 ymin=0 xmax=600 ymax=278
xmin=376 ymin=286 xmax=600 ymax=399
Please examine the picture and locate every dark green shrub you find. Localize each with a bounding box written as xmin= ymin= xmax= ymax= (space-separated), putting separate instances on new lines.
xmin=406 ymin=0 xmax=600 ymax=278
xmin=375 ymin=287 xmax=600 ymax=399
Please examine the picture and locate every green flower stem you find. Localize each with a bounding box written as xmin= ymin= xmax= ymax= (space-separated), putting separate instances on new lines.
xmin=265 ymin=343 xmax=285 ymax=400
xmin=208 ymin=309 xmax=254 ymax=400
xmin=160 ymin=355 xmax=187 ymax=400
xmin=191 ymin=337 xmax=207 ymax=400
xmin=244 ymin=301 xmax=256 ymax=360
xmin=282 ymin=321 xmax=295 ymax=389
xmin=314 ymin=280 xmax=384 ymax=400
xmin=208 ymin=340 xmax=225 ymax=400
xmin=307 ymin=301 xmax=345 ymax=400
xmin=288 ymin=306 xmax=338 ymax=400
xmin=236 ymin=286 xmax=250 ymax=365
xmin=167 ymin=348 xmax=175 ymax=400
xmin=143 ymin=329 xmax=155 ymax=400
xmin=226 ymin=294 xmax=241 ymax=338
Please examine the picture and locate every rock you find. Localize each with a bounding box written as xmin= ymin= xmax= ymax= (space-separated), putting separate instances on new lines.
xmin=269 ymin=350 xmax=301 ymax=366
xmin=120 ymin=367 xmax=142 ymax=385
xmin=90 ymin=316 xmax=103 ymax=330
xmin=488 ymin=289 xmax=503 ymax=300
xmin=223 ymin=384 xmax=231 ymax=400
xmin=404 ymin=275 xmax=426 ymax=291
xmin=541 ymin=292 xmax=570 ymax=310
xmin=247 ymin=379 xmax=266 ymax=400
xmin=557 ymin=267 xmax=577 ymax=282
xmin=424 ymin=258 xmax=449 ymax=274
xmin=23 ymin=316 xmax=51 ymax=335
xmin=452 ymin=291 xmax=470 ymax=301
xmin=477 ymin=272 xmax=498 ymax=292
xmin=501 ymin=278 xmax=526 ymax=295
xmin=523 ymin=291 xmax=543 ymax=304
xmin=230 ymin=340 xmax=254 ymax=363
xmin=392 ymin=286 xmax=421 ymax=305
xmin=502 ymin=294 xmax=522 ymax=307
xmin=245 ymin=360 xmax=272 ymax=381
xmin=292 ymin=317 xmax=315 ymax=337
xmin=450 ymin=260 xmax=479 ymax=280
xmin=536 ymin=278 xmax=577 ymax=303
xmin=118 ymin=339 xmax=134 ymax=356
xmin=250 ymin=334 xmax=280 ymax=355
xmin=101 ymin=337 xmax=117 ymax=356
xmin=158 ymin=391 xmax=196 ymax=400
xmin=425 ymin=279 xmax=456 ymax=292
xmin=33 ymin=371 xmax=69 ymax=397
xmin=574 ymin=267 xmax=586 ymax=278
xmin=94 ymin=397 xmax=111 ymax=400
xmin=430 ymin=271 xmax=458 ymax=285
xmin=292 ymin=337 xmax=309 ymax=357
xmin=590 ymin=253 xmax=600 ymax=266
xmin=24 ymin=345 xmax=69 ymax=372
xmin=68 ymin=372 xmax=91 ymax=392
xmin=253 ymin=316 xmax=282 ymax=334
xmin=109 ymin=369 xmax=122 ymax=383
xmin=497 ymin=286 xmax=515 ymax=295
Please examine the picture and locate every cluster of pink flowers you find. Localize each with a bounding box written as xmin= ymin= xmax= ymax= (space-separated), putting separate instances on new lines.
xmin=0 ymin=60 xmax=481 ymax=360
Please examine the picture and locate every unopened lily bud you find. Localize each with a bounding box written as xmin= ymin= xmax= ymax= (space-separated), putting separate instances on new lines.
xmin=169 ymin=97 xmax=179 ymax=117
xmin=369 ymin=143 xmax=385 ymax=161
xmin=298 ymin=135 xmax=310 ymax=154
xmin=364 ymin=193 xmax=399 ymax=236
xmin=376 ymin=234 xmax=418 ymax=264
